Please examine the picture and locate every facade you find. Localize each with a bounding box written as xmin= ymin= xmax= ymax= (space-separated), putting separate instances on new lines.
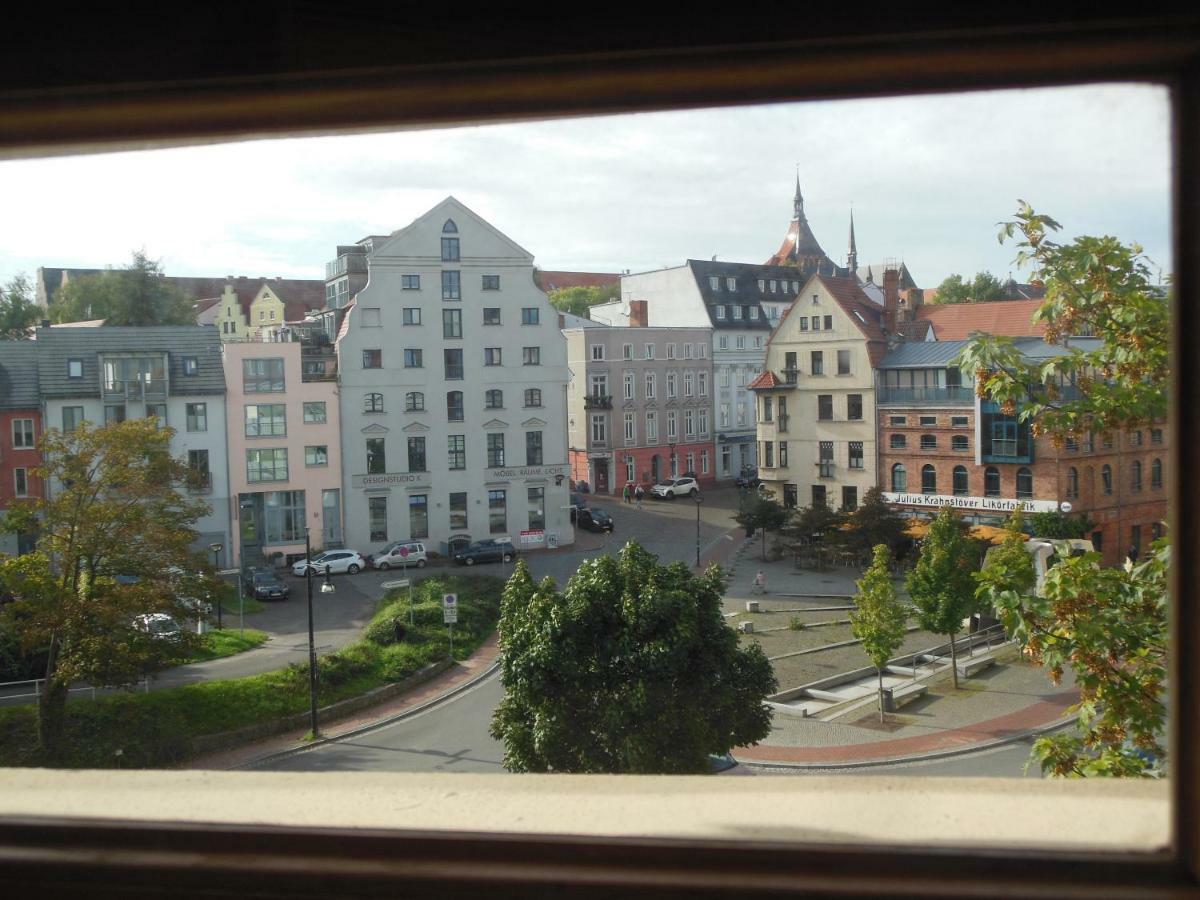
xmin=877 ymin=338 xmax=1169 ymax=568
xmin=202 ymin=278 xmax=327 ymax=342
xmin=33 ymin=326 xmax=233 ymax=564
xmin=336 ymin=197 xmax=572 ymax=556
xmin=564 ymin=306 xmax=715 ymax=493
xmin=0 ymin=342 xmax=43 ymax=556
xmin=222 ymin=338 xmax=343 ymax=567
xmin=324 ymin=236 xmax=389 ymax=313
xmin=750 ymin=273 xmax=889 ymax=510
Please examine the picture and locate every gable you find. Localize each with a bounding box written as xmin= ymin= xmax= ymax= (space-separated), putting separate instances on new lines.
xmin=373 ymin=197 xmax=536 ymax=263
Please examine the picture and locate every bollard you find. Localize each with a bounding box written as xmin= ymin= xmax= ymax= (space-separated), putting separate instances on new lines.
xmin=738 ymin=621 xmax=754 ymax=634
xmin=746 ymin=600 xmax=760 ymax=613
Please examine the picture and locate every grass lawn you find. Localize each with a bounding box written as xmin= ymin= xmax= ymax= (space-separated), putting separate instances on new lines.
xmin=187 ymin=629 xmax=269 ymax=663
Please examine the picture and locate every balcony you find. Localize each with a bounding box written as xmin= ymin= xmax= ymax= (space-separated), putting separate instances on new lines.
xmin=102 ymin=378 xmax=167 ymax=402
xmin=783 ymin=369 xmax=800 ymax=385
xmin=877 ymin=386 xmax=973 ymax=405
xmin=584 ymin=394 xmax=613 ymax=410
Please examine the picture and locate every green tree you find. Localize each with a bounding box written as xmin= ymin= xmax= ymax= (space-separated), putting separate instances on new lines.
xmin=962 ymin=202 xmax=1169 ymax=777
xmin=846 ymin=487 xmax=907 ymax=557
xmin=1025 ymin=510 xmax=1093 ymax=540
xmin=51 ymin=251 xmax=195 ymax=326
xmin=851 ymin=545 xmax=910 ymax=723
xmin=734 ymin=490 xmax=790 ymax=560
xmin=0 ymin=419 xmax=214 ymax=760
xmin=490 ymin=543 xmax=777 ymax=773
xmin=906 ymin=505 xmax=977 ymax=689
xmin=546 ymin=284 xmax=620 ymax=318
xmin=0 ymin=274 xmax=40 ymax=339
xmin=933 ymin=271 xmax=1006 ymax=304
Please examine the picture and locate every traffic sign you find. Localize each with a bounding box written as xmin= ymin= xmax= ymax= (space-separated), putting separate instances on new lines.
xmin=399 ymin=545 xmax=410 ymax=557
xmin=380 ymin=579 xmax=411 ymax=590
xmin=443 ymin=592 xmax=458 ymax=624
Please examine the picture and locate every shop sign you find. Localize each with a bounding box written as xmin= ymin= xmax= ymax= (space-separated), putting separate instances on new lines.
xmin=883 ymin=492 xmax=1058 ymax=513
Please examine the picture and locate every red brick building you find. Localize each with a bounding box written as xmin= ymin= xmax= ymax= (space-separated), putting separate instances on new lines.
xmin=0 ymin=342 xmax=43 ymax=557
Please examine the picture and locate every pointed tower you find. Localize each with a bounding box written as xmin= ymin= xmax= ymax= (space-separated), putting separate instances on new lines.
xmin=846 ymin=209 xmax=858 ymax=273
xmin=765 ymin=175 xmax=835 ymax=271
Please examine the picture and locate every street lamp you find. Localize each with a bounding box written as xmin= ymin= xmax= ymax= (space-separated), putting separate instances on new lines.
xmin=694 ymin=492 xmax=704 ymax=568
xmin=209 ymin=542 xmax=223 ymax=629
xmin=303 ymin=528 xmax=321 ymax=739
xmin=668 ymin=442 xmax=677 ymax=478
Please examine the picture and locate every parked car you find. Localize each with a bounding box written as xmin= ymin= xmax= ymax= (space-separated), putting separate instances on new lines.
xmin=133 ymin=613 xmax=181 ymax=641
xmin=650 ymin=476 xmax=700 ymax=499
xmin=735 ymin=468 xmax=761 ymax=489
xmin=369 ymin=540 xmax=428 ymax=570
xmin=241 ymin=566 xmax=275 ymax=594
xmin=291 ymin=550 xmax=367 ymax=576
xmin=453 ymin=539 xmax=517 ymax=566
xmin=576 ymin=507 xmax=614 ymax=533
xmin=247 ymin=571 xmax=291 ymax=601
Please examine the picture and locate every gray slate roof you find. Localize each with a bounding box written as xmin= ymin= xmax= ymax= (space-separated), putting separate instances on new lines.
xmin=35 ymin=326 xmax=226 ymax=399
xmin=687 ymin=259 xmax=845 ymax=331
xmin=0 ymin=341 xmax=40 ymax=410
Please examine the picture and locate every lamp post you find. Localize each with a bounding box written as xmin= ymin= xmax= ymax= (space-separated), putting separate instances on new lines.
xmin=668 ymin=442 xmax=677 ymax=479
xmin=209 ymin=542 xmax=223 ymax=629
xmin=694 ymin=492 xmax=704 ymax=568
xmin=304 ymin=528 xmax=320 ymax=739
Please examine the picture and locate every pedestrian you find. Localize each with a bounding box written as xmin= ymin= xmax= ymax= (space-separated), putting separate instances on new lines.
xmin=634 ymin=484 xmax=644 ymax=509
xmin=623 ymin=483 xmax=631 ymax=504
xmin=753 ymin=570 xmax=767 ymax=594
xmin=1128 ymin=545 xmax=1139 ymax=564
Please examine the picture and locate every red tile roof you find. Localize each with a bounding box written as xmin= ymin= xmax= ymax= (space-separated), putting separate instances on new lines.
xmin=747 ymin=371 xmax=785 ymax=390
xmin=769 ymin=274 xmax=889 ymax=367
xmin=915 ymin=299 xmax=1045 ymax=340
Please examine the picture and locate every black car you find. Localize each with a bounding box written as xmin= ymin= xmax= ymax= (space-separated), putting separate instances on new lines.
xmin=453 ymin=540 xmax=517 ymax=566
xmin=576 ymin=507 xmax=614 ymax=533
xmin=735 ymin=468 xmax=761 ymax=489
xmin=248 ymin=571 xmax=290 ymax=601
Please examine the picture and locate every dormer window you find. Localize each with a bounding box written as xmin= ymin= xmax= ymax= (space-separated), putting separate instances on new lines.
xmin=725 ymin=276 xmax=736 ymax=290
xmin=709 ymin=275 xmax=720 ymax=290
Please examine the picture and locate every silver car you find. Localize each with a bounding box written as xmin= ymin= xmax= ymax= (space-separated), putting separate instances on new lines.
xmin=291 ymin=550 xmax=366 ymax=577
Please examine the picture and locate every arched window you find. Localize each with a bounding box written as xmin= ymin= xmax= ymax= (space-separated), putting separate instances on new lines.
xmin=889 ymin=434 xmax=906 ymax=450
xmin=1066 ymin=467 xmax=1079 ymax=499
xmin=1131 ymin=460 xmax=1143 ymax=492
xmin=951 ymin=435 xmax=969 ymax=452
xmin=1152 ymin=457 xmax=1163 ymax=488
xmin=1016 ymin=467 xmax=1033 ymax=499
xmin=891 ymin=463 xmax=907 ymax=492
xmin=921 ymin=464 xmax=937 ymax=494
xmin=447 ymin=391 xmax=464 ymax=422
xmin=485 ymin=389 xmax=504 ymax=409
xmin=920 ymin=434 xmax=937 ymax=450
xmin=364 ymin=392 xmax=384 ymax=413
xmin=442 ymin=219 xmax=458 ymax=233
xmin=984 ymin=466 xmax=1000 ymax=497
xmin=953 ymin=465 xmax=968 ymax=496
xmin=405 ymin=391 xmax=424 ymax=412
xmin=1102 ymin=464 xmax=1113 ymax=495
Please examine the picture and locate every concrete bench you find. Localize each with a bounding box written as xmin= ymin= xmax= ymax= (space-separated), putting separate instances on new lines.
xmin=956 ymin=654 xmax=996 ymax=678
xmin=883 ymin=682 xmax=928 ymax=712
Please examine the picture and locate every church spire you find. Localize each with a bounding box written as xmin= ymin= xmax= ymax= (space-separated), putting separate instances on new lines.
xmin=847 ymin=208 xmax=858 ymax=273
xmin=793 ymin=170 xmax=805 ymax=221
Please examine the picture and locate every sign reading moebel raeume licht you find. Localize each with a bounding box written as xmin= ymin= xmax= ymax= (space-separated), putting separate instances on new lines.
xmin=884 ymin=492 xmax=1059 ymax=514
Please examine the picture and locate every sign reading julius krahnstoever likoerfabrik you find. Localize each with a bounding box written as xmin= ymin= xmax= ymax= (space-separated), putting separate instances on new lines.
xmin=883 ymin=492 xmax=1058 ymax=513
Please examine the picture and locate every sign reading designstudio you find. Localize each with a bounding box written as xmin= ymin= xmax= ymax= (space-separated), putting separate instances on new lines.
xmin=351 ymin=472 xmax=429 ymax=489
xmin=883 ymin=492 xmax=1058 ymax=514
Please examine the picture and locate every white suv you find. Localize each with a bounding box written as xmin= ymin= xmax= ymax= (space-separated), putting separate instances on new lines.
xmin=650 ymin=477 xmax=700 ymax=499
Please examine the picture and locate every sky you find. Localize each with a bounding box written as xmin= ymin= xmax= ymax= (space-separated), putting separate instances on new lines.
xmin=0 ymin=83 xmax=1172 ymax=292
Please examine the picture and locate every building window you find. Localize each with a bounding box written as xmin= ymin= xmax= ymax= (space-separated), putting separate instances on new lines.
xmin=12 ymin=418 xmax=34 ymax=448
xmin=484 ymin=347 xmax=502 ymax=366
xmin=366 ymin=439 xmax=386 ymax=475
xmin=187 ymin=449 xmax=210 ymax=492
xmin=305 ymin=445 xmax=328 ymax=467
xmin=245 ymin=404 xmax=286 ymax=437
xmin=185 ymin=403 xmax=207 ymax=432
xmin=811 ymin=351 xmax=824 ymax=376
xmin=848 ymin=394 xmax=863 ymax=421
xmin=623 ymin=371 xmax=635 ymax=400
xmin=811 ymin=316 xmax=821 ymax=331
xmin=361 ymin=307 xmax=382 ymax=327
xmin=920 ymin=464 xmax=937 ymax=495
xmin=591 ymin=415 xmax=608 ymax=445
xmin=749 ymin=307 xmax=760 ymax=321
xmin=483 ymin=275 xmax=501 ymax=291
xmin=443 ymin=308 xmax=463 ymax=339
xmin=818 ymin=395 xmax=833 ymax=421
xmin=812 ymin=484 xmax=827 ymax=507
xmin=945 ymin=465 xmax=966 ymax=496
xmin=985 ymin=466 xmax=1001 ymax=497
xmin=364 ymin=393 xmax=385 ymax=413
xmin=444 ymin=349 xmax=464 ymax=379
xmin=701 ymin=449 xmax=710 ymax=475
xmin=1152 ymin=457 xmax=1163 ymax=488
xmin=527 ymin=487 xmax=545 ymax=531
xmin=486 ymin=433 xmax=505 ymax=467
xmin=842 ymin=485 xmax=858 ymax=511
xmin=244 ymin=357 xmax=285 ymax=391
xmin=523 ymin=347 xmax=541 ymax=366
xmin=951 ymin=415 xmax=969 ymax=428
xmin=449 ymin=492 xmax=468 ymax=530
xmin=622 ymin=343 xmax=633 ymax=360
xmin=447 ymin=391 xmax=464 ymax=422
xmin=763 ymin=441 xmax=774 ymax=468
xmin=104 ymin=404 xmax=126 ymax=425
xmin=849 ymin=441 xmax=864 ymax=469
xmin=778 ymin=441 xmax=787 ymax=468
xmin=698 ymin=372 xmax=708 ymax=396
xmin=1067 ymin=466 xmax=1080 ymax=499
xmin=67 ymin=358 xmax=83 ymax=379
xmin=590 ymin=373 xmax=609 ymax=397
xmin=448 ymin=435 xmax=466 ymax=469
xmin=441 ymin=236 xmax=460 ymax=261
xmin=1102 ymin=433 xmax=1114 ymax=450
xmin=1131 ymin=460 xmax=1143 ymax=492
xmin=699 ymin=408 xmax=709 ymax=436
xmin=182 ymin=356 xmax=198 ymax=376
xmin=645 ymin=411 xmax=658 ymax=442
xmin=406 ymin=391 xmax=424 ymax=412
xmin=485 ymin=389 xmax=504 ymax=409
xmin=684 ymin=409 xmax=696 ymax=437
xmin=889 ymin=415 xmax=906 ymax=426
xmin=951 ymin=435 xmax=969 ymax=451
xmin=715 ymin=306 xmax=726 ymax=320
xmin=666 ymin=343 xmax=676 ymax=360
xmin=590 ymin=344 xmax=606 ymax=362
xmin=684 ymin=371 xmax=694 ymax=397
xmin=824 ymin=315 xmax=833 ymax=330
xmin=408 ymin=436 xmax=427 ymax=472
xmin=837 ymin=350 xmax=851 ymax=375
xmin=1152 ymin=427 xmax=1164 ymax=444
xmin=13 ymin=467 xmax=28 ymax=497
xmin=799 ymin=317 xmax=809 ymax=332
xmin=304 ymin=401 xmax=327 ymax=424
xmin=1131 ymin=429 xmax=1144 ymax=447
xmin=484 ymin=308 xmax=501 ymax=325
xmin=402 ymin=274 xmax=420 ymax=290
xmin=62 ymin=406 xmax=84 ymax=432
xmin=645 ymin=343 xmax=655 ymax=359
xmin=402 ymin=307 xmax=421 ymax=325
xmin=363 ymin=349 xmax=383 ymax=369
xmin=247 ymin=448 xmax=288 ymax=483
xmin=368 ymin=496 xmax=387 ymax=543
xmin=667 ymin=410 xmax=677 ymax=440
xmin=709 ymin=275 xmax=719 ymax=290
xmin=1102 ymin=464 xmax=1113 ymax=495
xmin=442 ymin=270 xmax=461 ymax=300
xmin=890 ymin=434 xmax=907 ymax=450
xmin=733 ymin=307 xmax=743 ymax=321
xmin=624 ymin=412 xmax=636 ymax=444
xmin=762 ymin=397 xmax=773 ymax=423
xmin=407 ymin=494 xmax=429 ymax=539
xmin=1016 ymin=467 xmax=1034 ymax=499
xmin=645 ymin=372 xmax=656 ymax=400
xmin=404 ymin=349 xmax=423 ymax=368
xmin=521 ymin=306 xmax=538 ymax=324
xmin=489 ymin=489 xmax=507 ymax=534
xmin=526 ymin=431 xmax=543 ymax=465
xmin=921 ymin=434 xmax=937 ymax=450
xmin=144 ymin=403 xmax=167 ymax=427
xmin=524 ymin=388 xmax=542 ymax=408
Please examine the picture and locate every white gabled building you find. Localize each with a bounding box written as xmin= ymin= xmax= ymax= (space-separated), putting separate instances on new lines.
xmin=336 ymin=197 xmax=573 ymax=556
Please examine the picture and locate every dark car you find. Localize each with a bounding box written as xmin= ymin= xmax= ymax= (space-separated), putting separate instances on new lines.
xmin=735 ymin=468 xmax=761 ymax=489
xmin=248 ymin=571 xmax=290 ymax=601
xmin=453 ymin=540 xmax=517 ymax=566
xmin=241 ymin=566 xmax=274 ymax=593
xmin=576 ymin=507 xmax=614 ymax=533
xmin=569 ymin=492 xmax=588 ymax=523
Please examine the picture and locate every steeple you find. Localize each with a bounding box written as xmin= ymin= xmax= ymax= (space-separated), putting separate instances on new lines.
xmin=847 ymin=208 xmax=858 ymax=273
xmin=765 ymin=174 xmax=835 ymax=271
xmin=793 ymin=172 xmax=805 ymax=221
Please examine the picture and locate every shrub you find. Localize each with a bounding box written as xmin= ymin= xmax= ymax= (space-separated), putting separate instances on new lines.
xmin=789 ymin=617 xmax=806 ymax=631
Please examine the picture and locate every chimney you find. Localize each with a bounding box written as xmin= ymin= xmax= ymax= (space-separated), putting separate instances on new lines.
xmin=883 ymin=267 xmax=900 ymax=333
xmin=629 ymin=299 xmax=648 ymax=328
